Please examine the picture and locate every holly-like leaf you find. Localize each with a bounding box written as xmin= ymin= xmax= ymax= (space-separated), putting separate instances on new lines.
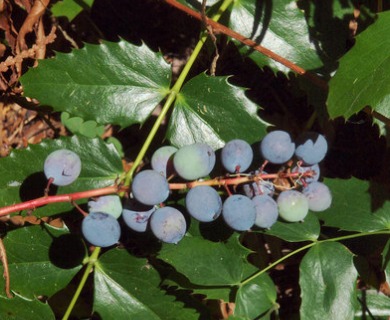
xmin=327 ymin=12 xmax=390 ymax=119
xmin=234 ymin=274 xmax=277 ymax=319
xmin=51 ymin=0 xmax=95 ymax=21
xmin=0 ymin=135 xmax=123 ymax=217
xmin=300 ymin=242 xmax=358 ymax=320
xmin=93 ymin=249 xmax=207 ymax=319
xmin=20 ymin=40 xmax=171 ymax=128
xmin=158 ymin=234 xmax=254 ymax=286
xmin=261 ymin=212 xmax=320 ymax=242
xmin=0 ymin=225 xmax=85 ymax=299
xmin=229 ymin=0 xmax=323 ymax=74
xmin=0 ymin=295 xmax=55 ymax=319
xmin=316 ymin=178 xmax=390 ymax=232
xmin=167 ymin=73 xmax=268 ymax=149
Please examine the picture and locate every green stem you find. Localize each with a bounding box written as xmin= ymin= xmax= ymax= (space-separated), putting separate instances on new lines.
xmin=123 ymin=0 xmax=234 ymax=188
xmin=240 ymin=230 xmax=390 ymax=286
xmin=62 ymin=247 xmax=101 ymax=320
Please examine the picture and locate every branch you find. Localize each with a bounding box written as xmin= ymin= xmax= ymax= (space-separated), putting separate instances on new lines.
xmin=163 ymin=0 xmax=328 ymax=90
xmin=0 ymin=185 xmax=126 ymax=217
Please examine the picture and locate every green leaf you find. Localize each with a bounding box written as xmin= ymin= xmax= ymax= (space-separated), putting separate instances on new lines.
xmin=316 ymin=178 xmax=390 ymax=232
xmin=0 ymin=135 xmax=123 ymax=217
xmin=0 ymin=225 xmax=85 ymax=299
xmin=158 ymin=234 xmax=254 ymax=286
xmin=61 ymin=112 xmax=105 ymax=138
xmin=168 ymin=73 xmax=268 ymax=149
xmin=234 ymin=274 xmax=277 ymax=319
xmin=300 ymin=242 xmax=358 ymax=320
xmin=260 ymin=212 xmax=320 ymax=242
xmin=0 ymin=295 xmax=55 ymax=320
xmin=51 ymin=0 xmax=94 ymax=21
xmin=355 ymin=290 xmax=390 ymax=319
xmin=327 ymin=12 xmax=390 ymax=119
xmin=383 ymin=239 xmax=390 ymax=285
xmin=229 ymin=0 xmax=323 ymax=74
xmin=20 ymin=40 xmax=171 ymax=128
xmin=94 ymin=249 xmax=206 ymax=319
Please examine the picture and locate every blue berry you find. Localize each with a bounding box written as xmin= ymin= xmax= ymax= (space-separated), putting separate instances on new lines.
xmin=185 ymin=186 xmax=222 ymax=222
xmin=221 ymin=139 xmax=253 ymax=173
xmin=44 ymin=149 xmax=81 ymax=186
xmin=150 ymin=206 xmax=186 ymax=244
xmin=302 ymin=181 xmax=332 ymax=212
xmin=252 ymin=195 xmax=278 ymax=228
xmin=131 ymin=170 xmax=170 ymax=206
xmin=82 ymin=212 xmax=121 ymax=247
xmin=122 ymin=199 xmax=156 ymax=232
xmin=260 ymin=130 xmax=295 ymax=164
xmin=295 ymin=132 xmax=328 ymax=165
xmin=222 ymin=195 xmax=256 ymax=231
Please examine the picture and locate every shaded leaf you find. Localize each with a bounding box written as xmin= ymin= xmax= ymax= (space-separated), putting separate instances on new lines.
xmin=158 ymin=233 xmax=255 ymax=286
xmin=260 ymin=212 xmax=320 ymax=242
xmin=168 ymin=73 xmax=268 ymax=149
xmin=316 ymin=178 xmax=390 ymax=232
xmin=300 ymin=242 xmax=358 ymax=320
xmin=94 ymin=249 xmax=207 ymax=319
xmin=229 ymin=0 xmax=323 ymax=74
xmin=0 ymin=136 xmax=123 ymax=217
xmin=327 ymin=12 xmax=390 ymax=119
xmin=0 ymin=225 xmax=85 ymax=299
xmin=21 ymin=40 xmax=171 ymax=128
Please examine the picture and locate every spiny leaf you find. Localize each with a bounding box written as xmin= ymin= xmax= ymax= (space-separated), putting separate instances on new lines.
xmin=21 ymin=40 xmax=171 ymax=129
xmin=158 ymin=233 xmax=255 ymax=286
xmin=94 ymin=249 xmax=207 ymax=319
xmin=167 ymin=73 xmax=268 ymax=149
xmin=260 ymin=213 xmax=320 ymax=242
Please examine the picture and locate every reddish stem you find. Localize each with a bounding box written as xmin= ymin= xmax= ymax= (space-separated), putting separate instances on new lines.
xmin=0 ymin=185 xmax=126 ymax=217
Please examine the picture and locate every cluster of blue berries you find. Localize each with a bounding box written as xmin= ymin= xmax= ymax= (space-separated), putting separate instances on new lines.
xmin=42 ymin=129 xmax=331 ymax=247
